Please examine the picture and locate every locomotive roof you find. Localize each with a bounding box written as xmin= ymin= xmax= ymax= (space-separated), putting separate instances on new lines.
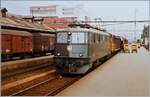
xmin=32 ymin=32 xmax=55 ymax=37
xmin=56 ymin=27 xmax=109 ymax=36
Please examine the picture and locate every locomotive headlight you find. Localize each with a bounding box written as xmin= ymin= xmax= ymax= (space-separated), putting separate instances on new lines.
xmin=67 ymin=45 xmax=72 ymax=51
xmin=57 ymin=53 xmax=60 ymax=56
xmin=68 ymin=32 xmax=72 ymax=35
xmin=79 ymin=53 xmax=83 ymax=57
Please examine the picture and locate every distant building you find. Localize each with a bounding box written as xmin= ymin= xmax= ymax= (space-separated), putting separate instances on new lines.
xmin=30 ymin=5 xmax=61 ymax=17
xmin=30 ymin=5 xmax=82 ymax=18
xmin=29 ymin=5 xmax=90 ymax=29
xmin=141 ymin=25 xmax=149 ymax=50
xmin=62 ymin=7 xmax=79 ymax=18
xmin=43 ymin=17 xmax=77 ymax=28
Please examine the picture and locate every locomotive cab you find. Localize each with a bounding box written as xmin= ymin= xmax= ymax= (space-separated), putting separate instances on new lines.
xmin=54 ymin=29 xmax=91 ymax=74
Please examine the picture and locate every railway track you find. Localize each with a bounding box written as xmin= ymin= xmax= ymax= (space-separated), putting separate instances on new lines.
xmin=2 ymin=66 xmax=56 ymax=96
xmin=2 ymin=65 xmax=81 ymax=96
xmin=11 ymin=75 xmax=59 ymax=96
xmin=11 ymin=75 xmax=81 ymax=96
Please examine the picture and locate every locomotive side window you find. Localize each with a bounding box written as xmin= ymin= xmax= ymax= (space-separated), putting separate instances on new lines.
xmin=96 ymin=33 xmax=99 ymax=43
xmin=89 ymin=33 xmax=92 ymax=43
xmin=57 ymin=32 xmax=67 ymax=43
xmin=102 ymin=35 xmax=105 ymax=41
xmin=93 ymin=33 xmax=96 ymax=43
xmin=99 ymin=34 xmax=101 ymax=43
xmin=105 ymin=35 xmax=108 ymax=41
xmin=95 ymin=33 xmax=97 ymax=43
xmin=90 ymin=33 xmax=93 ymax=43
xmin=84 ymin=32 xmax=88 ymax=43
xmin=99 ymin=35 xmax=102 ymax=42
xmin=105 ymin=36 xmax=107 ymax=41
xmin=98 ymin=34 xmax=100 ymax=42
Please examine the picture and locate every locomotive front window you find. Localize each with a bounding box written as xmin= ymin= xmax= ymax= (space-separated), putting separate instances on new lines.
xmin=71 ymin=32 xmax=87 ymax=43
xmin=57 ymin=32 xmax=68 ymax=43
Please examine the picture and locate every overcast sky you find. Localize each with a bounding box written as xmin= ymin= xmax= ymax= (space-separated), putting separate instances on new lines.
xmin=1 ymin=0 xmax=150 ymax=42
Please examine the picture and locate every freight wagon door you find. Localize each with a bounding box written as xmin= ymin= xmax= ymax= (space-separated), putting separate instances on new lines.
xmin=24 ymin=37 xmax=32 ymax=52
xmin=43 ymin=37 xmax=49 ymax=51
xmin=1 ymin=34 xmax=12 ymax=54
xmin=12 ymin=36 xmax=23 ymax=53
xmin=33 ymin=36 xmax=42 ymax=51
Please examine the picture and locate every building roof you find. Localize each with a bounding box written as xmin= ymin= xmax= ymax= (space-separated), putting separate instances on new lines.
xmin=0 ymin=12 xmax=55 ymax=32
xmin=1 ymin=29 xmax=33 ymax=36
xmin=42 ymin=17 xmax=77 ymax=29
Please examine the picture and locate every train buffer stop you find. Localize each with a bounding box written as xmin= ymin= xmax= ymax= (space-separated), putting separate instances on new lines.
xmin=57 ymin=47 xmax=149 ymax=96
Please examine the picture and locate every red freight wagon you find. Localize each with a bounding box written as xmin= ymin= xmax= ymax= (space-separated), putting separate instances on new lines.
xmin=32 ymin=32 xmax=55 ymax=56
xmin=113 ymin=36 xmax=122 ymax=52
xmin=109 ymin=34 xmax=122 ymax=54
xmin=1 ymin=29 xmax=33 ymax=60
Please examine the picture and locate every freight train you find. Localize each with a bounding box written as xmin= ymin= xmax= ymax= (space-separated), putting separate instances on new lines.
xmin=1 ymin=29 xmax=55 ymax=61
xmin=54 ymin=24 xmax=125 ymax=74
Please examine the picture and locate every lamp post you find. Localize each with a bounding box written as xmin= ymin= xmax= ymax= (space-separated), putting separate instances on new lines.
xmin=134 ymin=8 xmax=137 ymax=42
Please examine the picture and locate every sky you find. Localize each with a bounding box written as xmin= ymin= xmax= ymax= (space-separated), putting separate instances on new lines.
xmin=1 ymin=0 xmax=150 ymax=42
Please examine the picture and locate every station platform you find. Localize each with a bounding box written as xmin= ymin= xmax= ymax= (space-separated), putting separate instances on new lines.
xmin=2 ymin=56 xmax=53 ymax=77
xmin=57 ymin=47 xmax=149 ymax=96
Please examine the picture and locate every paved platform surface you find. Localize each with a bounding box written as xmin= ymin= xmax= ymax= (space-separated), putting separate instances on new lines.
xmin=2 ymin=55 xmax=53 ymax=65
xmin=2 ymin=55 xmax=54 ymax=78
xmin=57 ymin=47 xmax=149 ymax=96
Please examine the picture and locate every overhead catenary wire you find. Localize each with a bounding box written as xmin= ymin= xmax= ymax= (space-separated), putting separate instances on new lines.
xmin=43 ymin=20 xmax=150 ymax=23
xmin=43 ymin=20 xmax=150 ymax=27
xmin=100 ymin=22 xmax=134 ymax=26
